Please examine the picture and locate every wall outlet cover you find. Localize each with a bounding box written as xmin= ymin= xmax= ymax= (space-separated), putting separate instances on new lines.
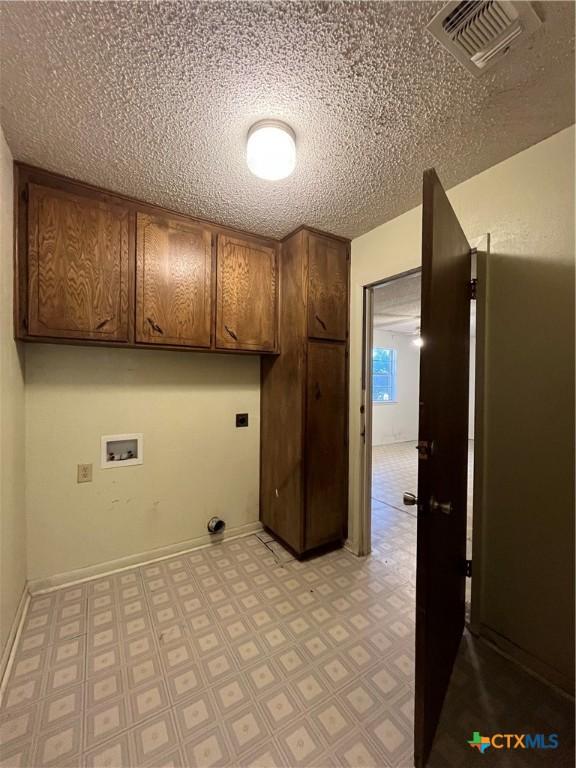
xmin=236 ymin=413 xmax=249 ymax=428
xmin=77 ymin=463 xmax=92 ymax=483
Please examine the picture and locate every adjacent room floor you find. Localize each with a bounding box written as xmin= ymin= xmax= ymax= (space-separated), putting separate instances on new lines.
xmin=371 ymin=440 xmax=474 ymax=622
xmin=1 ymin=522 xmax=573 ymax=768
xmin=372 ymin=440 xmax=474 ymax=553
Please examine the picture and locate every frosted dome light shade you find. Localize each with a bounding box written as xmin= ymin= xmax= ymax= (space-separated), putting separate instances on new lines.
xmin=246 ymin=121 xmax=296 ymax=181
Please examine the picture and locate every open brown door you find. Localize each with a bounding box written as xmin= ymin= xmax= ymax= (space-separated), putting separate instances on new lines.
xmin=412 ymin=169 xmax=472 ymax=767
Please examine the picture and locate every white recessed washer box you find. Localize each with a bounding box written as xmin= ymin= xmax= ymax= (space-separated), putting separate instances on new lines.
xmin=101 ymin=433 xmax=143 ymax=469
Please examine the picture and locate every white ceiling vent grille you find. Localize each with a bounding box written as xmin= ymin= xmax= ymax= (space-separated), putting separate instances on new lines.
xmin=427 ymin=1 xmax=542 ymax=76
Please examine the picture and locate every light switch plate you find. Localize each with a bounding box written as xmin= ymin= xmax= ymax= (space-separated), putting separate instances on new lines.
xmin=77 ymin=463 xmax=93 ymax=483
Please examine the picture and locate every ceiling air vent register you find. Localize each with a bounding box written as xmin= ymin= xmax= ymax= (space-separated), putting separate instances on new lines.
xmin=427 ymin=1 xmax=542 ymax=76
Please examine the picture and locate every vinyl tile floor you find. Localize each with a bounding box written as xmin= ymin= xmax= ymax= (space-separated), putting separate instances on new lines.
xmin=0 ymin=535 xmax=417 ymax=768
xmin=2 ymin=442 xmax=573 ymax=768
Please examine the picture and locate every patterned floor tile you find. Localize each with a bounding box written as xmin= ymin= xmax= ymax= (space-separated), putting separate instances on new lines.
xmin=172 ymin=690 xmax=216 ymax=742
xmin=143 ymin=746 xmax=186 ymax=768
xmin=276 ymin=718 xmax=325 ymax=767
xmin=86 ymin=670 xmax=124 ymax=710
xmin=0 ymin=704 xmax=38 ymax=750
xmin=39 ymin=685 xmax=85 ymax=733
xmin=333 ymin=728 xmax=389 ymax=768
xmin=45 ymin=659 xmax=85 ymax=696
xmin=224 ymin=704 xmax=270 ymax=756
xmin=290 ymin=669 xmax=331 ymax=710
xmin=126 ymin=654 xmax=163 ymax=691
xmin=240 ymin=739 xmax=287 ymax=768
xmin=164 ymin=662 xmax=205 ymax=704
xmin=0 ymin=739 xmax=33 ymax=768
xmin=128 ymin=679 xmax=170 ymax=724
xmin=243 ymin=657 xmax=284 ymax=697
xmin=82 ymin=730 xmax=133 ymax=768
xmin=87 ymin=647 xmax=122 ymax=679
xmin=131 ymin=710 xmax=178 ymax=765
xmin=339 ymin=680 xmax=386 ymax=724
xmin=364 ymin=710 xmax=412 ymax=766
xmin=1 ymin=672 xmax=44 ymax=711
xmin=308 ymin=697 xmax=353 ymax=747
xmin=257 ymin=685 xmax=301 ymax=731
xmin=33 ymin=716 xmax=83 ymax=767
xmin=181 ymin=724 xmax=231 ymax=767
xmin=84 ymin=696 xmax=130 ymax=750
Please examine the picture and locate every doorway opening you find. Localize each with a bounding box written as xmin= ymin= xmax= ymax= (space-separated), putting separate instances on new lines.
xmin=362 ymin=269 xmax=476 ymax=617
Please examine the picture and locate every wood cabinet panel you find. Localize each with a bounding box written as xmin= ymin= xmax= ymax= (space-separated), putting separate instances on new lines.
xmin=216 ymin=235 xmax=277 ymax=352
xmin=27 ymin=184 xmax=129 ymax=341
xmin=260 ymin=231 xmax=307 ymax=553
xmin=136 ymin=213 xmax=212 ymax=347
xmin=307 ymin=233 xmax=348 ymax=341
xmin=304 ymin=341 xmax=348 ymax=549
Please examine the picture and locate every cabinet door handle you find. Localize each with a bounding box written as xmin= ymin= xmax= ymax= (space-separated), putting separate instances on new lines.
xmin=315 ymin=314 xmax=327 ymax=331
xmin=225 ymin=325 xmax=238 ymax=341
xmin=315 ymin=382 xmax=322 ymax=400
xmin=147 ymin=317 xmax=164 ymax=335
xmin=95 ymin=318 xmax=112 ymax=330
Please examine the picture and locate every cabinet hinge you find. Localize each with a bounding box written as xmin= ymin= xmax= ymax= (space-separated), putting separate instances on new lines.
xmin=469 ymin=278 xmax=477 ymax=301
xmin=465 ymin=559 xmax=472 ymax=578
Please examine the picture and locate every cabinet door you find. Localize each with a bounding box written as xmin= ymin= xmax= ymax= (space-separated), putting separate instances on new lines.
xmin=27 ymin=184 xmax=129 ymax=341
xmin=307 ymin=233 xmax=348 ymax=341
xmin=136 ymin=213 xmax=212 ymax=347
xmin=305 ymin=341 xmax=348 ymax=550
xmin=216 ymin=235 xmax=277 ymax=351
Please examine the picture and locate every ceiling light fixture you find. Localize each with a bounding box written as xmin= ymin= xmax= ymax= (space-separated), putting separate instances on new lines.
xmin=246 ymin=120 xmax=296 ymax=181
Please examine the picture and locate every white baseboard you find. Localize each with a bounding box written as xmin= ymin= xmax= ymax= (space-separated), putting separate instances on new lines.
xmin=0 ymin=586 xmax=30 ymax=699
xmin=28 ymin=521 xmax=263 ymax=595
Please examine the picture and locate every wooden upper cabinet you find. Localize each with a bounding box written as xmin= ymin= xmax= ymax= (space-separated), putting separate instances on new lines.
xmin=307 ymin=232 xmax=348 ymax=341
xmin=27 ymin=184 xmax=129 ymax=341
xmin=136 ymin=213 xmax=213 ymax=347
xmin=216 ymin=235 xmax=277 ymax=352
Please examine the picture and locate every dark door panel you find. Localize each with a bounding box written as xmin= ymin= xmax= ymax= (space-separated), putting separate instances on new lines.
xmin=414 ymin=168 xmax=471 ymax=767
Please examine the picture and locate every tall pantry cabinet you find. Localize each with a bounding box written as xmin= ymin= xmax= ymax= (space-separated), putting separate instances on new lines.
xmin=260 ymin=228 xmax=350 ymax=555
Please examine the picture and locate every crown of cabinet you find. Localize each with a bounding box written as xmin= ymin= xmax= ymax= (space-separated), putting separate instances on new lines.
xmin=15 ymin=165 xmax=279 ymax=355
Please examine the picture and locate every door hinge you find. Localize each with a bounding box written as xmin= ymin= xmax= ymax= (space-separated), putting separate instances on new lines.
xmin=465 ymin=559 xmax=472 ymax=578
xmin=469 ymin=278 xmax=477 ymax=301
xmin=21 ymin=187 xmax=29 ymax=203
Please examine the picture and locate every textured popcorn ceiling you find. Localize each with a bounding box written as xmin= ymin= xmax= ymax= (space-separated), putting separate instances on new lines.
xmin=0 ymin=1 xmax=574 ymax=239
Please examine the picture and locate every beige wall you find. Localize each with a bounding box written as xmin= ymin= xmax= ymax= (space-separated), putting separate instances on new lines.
xmin=350 ymin=125 xmax=575 ymax=688
xmin=25 ymin=344 xmax=261 ymax=582
xmin=0 ymin=128 xmax=27 ymax=655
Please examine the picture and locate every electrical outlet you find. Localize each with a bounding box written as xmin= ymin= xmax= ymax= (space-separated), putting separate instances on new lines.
xmin=77 ymin=463 xmax=92 ymax=483
xmin=236 ymin=413 xmax=249 ymax=428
